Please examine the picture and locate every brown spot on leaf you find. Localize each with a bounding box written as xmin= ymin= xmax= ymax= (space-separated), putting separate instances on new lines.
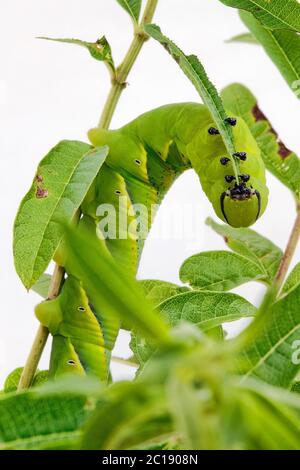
xmin=252 ymin=104 xmax=291 ymax=159
xmin=36 ymin=174 xmax=43 ymax=183
xmin=36 ymin=187 xmax=49 ymax=199
xmin=224 ymin=236 xmax=229 ymax=243
xmin=278 ymin=141 xmax=292 ymax=159
xmin=252 ymin=104 xmax=267 ymax=122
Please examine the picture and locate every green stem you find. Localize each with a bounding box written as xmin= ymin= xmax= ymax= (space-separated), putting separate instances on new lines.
xmin=17 ymin=0 xmax=159 ymax=391
xmin=274 ymin=202 xmax=300 ymax=295
xmin=98 ymin=0 xmax=159 ymax=129
xmin=111 ymin=356 xmax=138 ymax=368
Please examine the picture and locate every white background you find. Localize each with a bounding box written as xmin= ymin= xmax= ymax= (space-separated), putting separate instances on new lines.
xmin=1 ymin=0 xmax=299 ymax=386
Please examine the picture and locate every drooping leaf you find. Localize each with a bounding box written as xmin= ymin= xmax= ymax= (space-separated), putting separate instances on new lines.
xmin=63 ymin=224 xmax=171 ymax=350
xmin=239 ymin=284 xmax=300 ymax=387
xmin=145 ymin=24 xmax=240 ymax=180
xmin=219 ymin=0 xmax=300 ymax=32
xmin=206 ymin=218 xmax=283 ymax=282
xmin=116 ymin=0 xmax=142 ymax=23
xmin=240 ymin=11 xmax=300 ymax=98
xmin=180 ymin=250 xmax=266 ymax=291
xmin=38 ymin=36 xmax=115 ymax=73
xmin=0 ymin=388 xmax=91 ymax=450
xmin=226 ymin=32 xmax=258 ymax=44
xmin=282 ymin=263 xmax=300 ymax=296
xmin=221 ymin=83 xmax=300 ymax=198
xmin=14 ymin=143 xmax=108 ymax=289
xmin=139 ymin=280 xmax=189 ymax=305
xmin=31 ymin=273 xmax=51 ymax=298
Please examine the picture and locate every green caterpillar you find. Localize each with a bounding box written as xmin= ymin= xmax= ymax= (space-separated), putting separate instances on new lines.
xmin=36 ymin=103 xmax=268 ymax=379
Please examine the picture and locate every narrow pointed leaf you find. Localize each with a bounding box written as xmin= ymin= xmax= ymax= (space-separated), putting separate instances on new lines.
xmin=14 ymin=143 xmax=108 ymax=288
xmin=145 ymin=24 xmax=240 ymax=180
xmin=219 ymin=0 xmax=300 ymax=32
xmin=38 ymin=36 xmax=115 ymax=73
xmin=180 ymin=250 xmax=266 ymax=291
xmin=221 ymin=83 xmax=300 ymax=198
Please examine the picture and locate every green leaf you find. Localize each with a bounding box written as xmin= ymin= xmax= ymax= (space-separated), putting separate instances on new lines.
xmin=139 ymin=280 xmax=189 ymax=305
xmin=158 ymin=291 xmax=256 ymax=331
xmin=63 ymin=224 xmax=171 ymax=350
xmin=180 ymin=250 xmax=266 ymax=291
xmin=240 ymin=11 xmax=300 ymax=98
xmin=236 ymin=382 xmax=300 ymax=449
xmin=206 ymin=218 xmax=283 ymax=282
xmin=145 ymin=24 xmax=240 ymax=181
xmin=4 ymin=368 xmax=23 ymax=393
xmin=131 ymin=288 xmax=255 ymax=368
xmin=219 ymin=0 xmax=300 ymax=32
xmin=81 ymin=382 xmax=170 ymax=450
xmin=226 ymin=32 xmax=258 ymax=44
xmin=282 ymin=263 xmax=300 ymax=296
xmin=0 ymin=388 xmax=90 ymax=449
xmin=13 ymin=143 xmax=108 ymax=289
xmin=38 ymin=36 xmax=115 ymax=73
xmin=239 ymin=284 xmax=300 ymax=387
xmin=116 ymin=0 xmax=142 ymax=23
xmin=32 ymin=273 xmax=51 ymax=298
xmin=221 ymin=83 xmax=300 ymax=198
xmin=4 ymin=369 xmax=48 ymax=393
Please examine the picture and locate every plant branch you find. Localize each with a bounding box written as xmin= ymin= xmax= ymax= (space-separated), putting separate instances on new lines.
xmin=98 ymin=0 xmax=159 ymax=129
xmin=111 ymin=356 xmax=138 ymax=368
xmin=17 ymin=265 xmax=65 ymax=391
xmin=274 ymin=202 xmax=300 ymax=295
xmin=18 ymin=0 xmax=159 ymax=391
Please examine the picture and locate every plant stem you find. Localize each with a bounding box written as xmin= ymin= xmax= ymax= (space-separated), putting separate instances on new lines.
xmin=98 ymin=0 xmax=159 ymax=129
xmin=111 ymin=356 xmax=138 ymax=368
xmin=274 ymin=202 xmax=300 ymax=295
xmin=17 ymin=265 xmax=65 ymax=391
xmin=18 ymin=0 xmax=159 ymax=391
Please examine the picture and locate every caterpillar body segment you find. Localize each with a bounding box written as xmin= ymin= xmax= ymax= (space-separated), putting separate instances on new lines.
xmin=89 ymin=103 xmax=268 ymax=230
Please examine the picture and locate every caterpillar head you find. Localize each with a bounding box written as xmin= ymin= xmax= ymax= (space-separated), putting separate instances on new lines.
xmin=191 ymin=116 xmax=269 ymax=228
xmin=215 ymin=122 xmax=268 ymax=228
xmin=218 ymin=178 xmax=266 ymax=228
